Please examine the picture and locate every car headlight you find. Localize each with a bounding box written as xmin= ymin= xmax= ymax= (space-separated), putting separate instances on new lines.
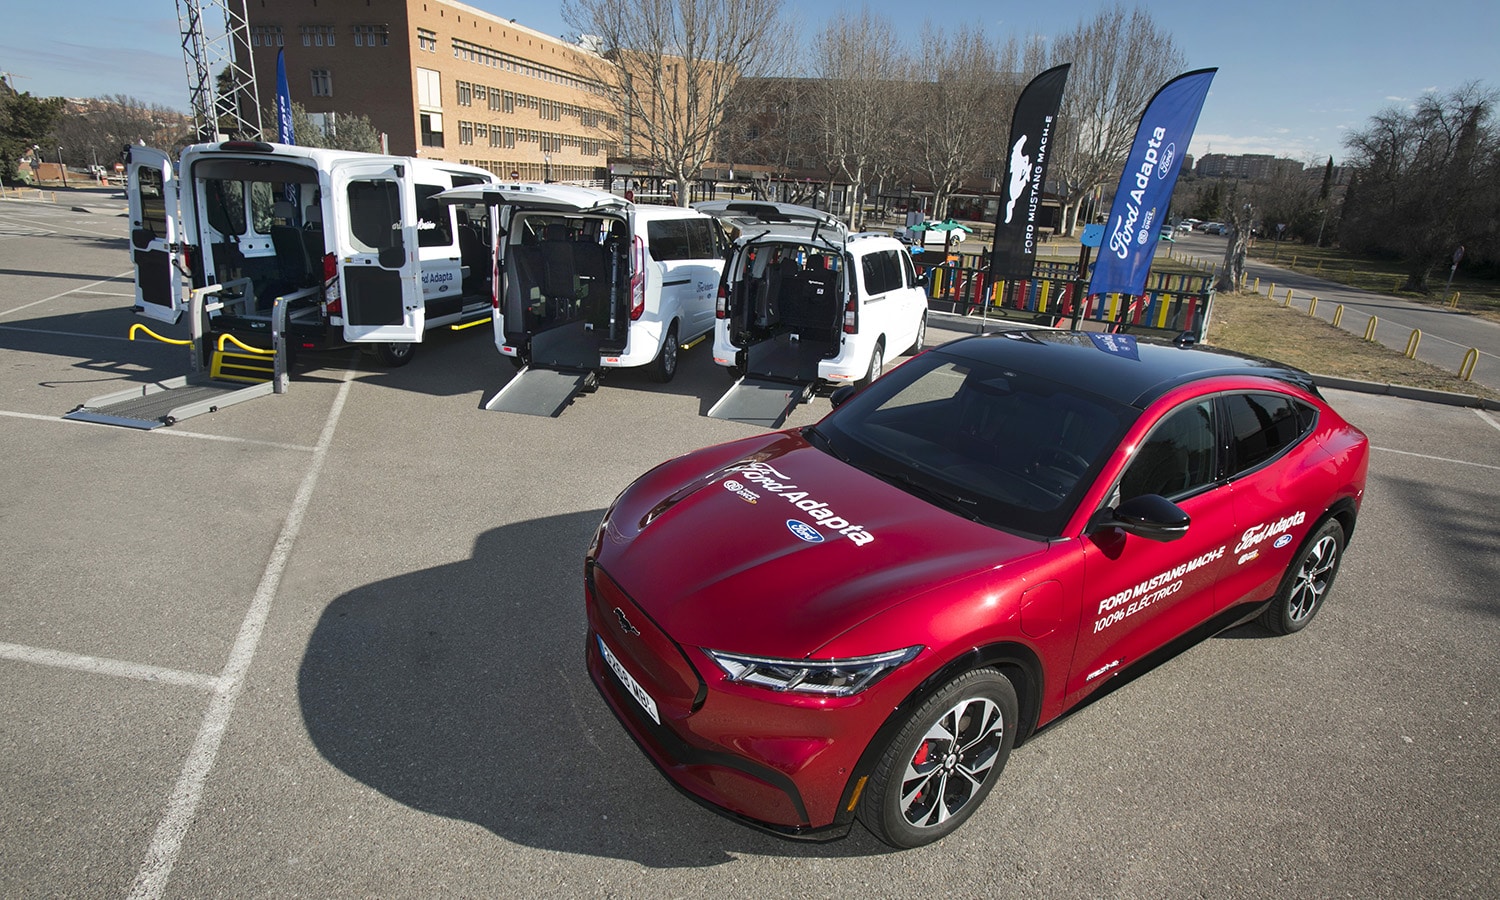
xmin=704 ymin=646 xmax=922 ymax=696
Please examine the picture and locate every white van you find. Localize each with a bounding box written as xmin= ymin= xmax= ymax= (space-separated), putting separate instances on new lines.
xmin=126 ymin=141 xmax=498 ymax=366
xmin=693 ymin=200 xmax=929 ymax=427
xmin=435 ymin=182 xmax=727 ymax=415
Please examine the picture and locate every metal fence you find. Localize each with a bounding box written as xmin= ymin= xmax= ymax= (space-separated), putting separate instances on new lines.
xmin=912 ymin=254 xmax=1215 ymax=341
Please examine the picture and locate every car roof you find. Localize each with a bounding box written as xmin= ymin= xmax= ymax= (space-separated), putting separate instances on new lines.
xmin=937 ymin=330 xmax=1319 ymax=409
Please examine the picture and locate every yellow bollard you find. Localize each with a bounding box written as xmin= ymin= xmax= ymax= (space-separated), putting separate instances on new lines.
xmin=1459 ymin=348 xmax=1478 ymax=381
xmin=1332 ymin=304 xmax=1344 ymax=327
xmin=1290 ymin=255 xmax=1297 ymax=268
xmin=1253 ymin=277 xmax=1260 ymax=293
xmin=1449 ymin=292 xmax=1461 ymax=309
xmin=1283 ymin=288 xmax=1293 ymax=308
xmin=1268 ymin=281 xmax=1276 ymax=298
xmin=1364 ymin=315 xmax=1379 ymax=342
xmin=1308 ymin=296 xmax=1318 ymax=317
xmin=1404 ymin=328 xmax=1421 ymax=359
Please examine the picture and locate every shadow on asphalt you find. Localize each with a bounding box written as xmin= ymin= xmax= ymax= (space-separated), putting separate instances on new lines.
xmin=297 ymin=509 xmax=892 ymax=865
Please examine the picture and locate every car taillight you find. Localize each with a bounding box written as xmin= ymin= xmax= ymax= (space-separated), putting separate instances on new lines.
xmin=630 ymin=235 xmax=646 ymax=321
xmin=322 ymin=253 xmax=341 ymax=315
xmin=179 ymin=244 xmax=194 ymax=275
xmin=715 ymin=283 xmax=727 ymax=319
xmin=843 ymin=296 xmax=857 ymax=334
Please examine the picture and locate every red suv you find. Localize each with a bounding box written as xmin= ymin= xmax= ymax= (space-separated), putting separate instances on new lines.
xmin=586 ymin=330 xmax=1368 ymax=848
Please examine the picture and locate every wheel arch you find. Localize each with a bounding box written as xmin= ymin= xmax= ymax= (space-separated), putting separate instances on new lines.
xmin=830 ymin=640 xmax=1045 ymax=829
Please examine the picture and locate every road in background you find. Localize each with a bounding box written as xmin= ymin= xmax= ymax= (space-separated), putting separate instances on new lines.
xmin=2 ymin=193 xmax=1497 ymax=898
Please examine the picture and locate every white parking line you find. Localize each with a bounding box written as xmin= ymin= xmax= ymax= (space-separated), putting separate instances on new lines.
xmin=1373 ymin=445 xmax=1500 ymax=471
xmin=0 ymin=271 xmax=134 ymax=319
xmin=1477 ymin=409 xmax=1500 ymax=434
xmin=0 ymin=410 xmax=317 ymax=452
xmin=0 ymin=324 xmax=134 ymax=342
xmin=0 ymin=642 xmax=218 ymax=692
xmin=128 ymin=369 xmax=354 ymax=900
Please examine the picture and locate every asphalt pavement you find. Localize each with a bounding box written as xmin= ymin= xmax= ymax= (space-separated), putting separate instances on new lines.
xmin=2 ymin=191 xmax=1498 ymax=898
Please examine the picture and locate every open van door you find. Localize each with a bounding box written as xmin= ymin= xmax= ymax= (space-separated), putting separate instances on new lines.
xmin=126 ymin=146 xmax=183 ymax=324
xmin=333 ymin=160 xmax=422 ymax=344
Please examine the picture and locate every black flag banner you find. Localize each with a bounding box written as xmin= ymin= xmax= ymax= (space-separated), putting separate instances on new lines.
xmin=989 ymin=64 xmax=1070 ymax=281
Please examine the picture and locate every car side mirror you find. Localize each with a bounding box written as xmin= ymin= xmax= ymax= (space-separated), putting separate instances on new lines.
xmin=915 ymin=270 xmax=930 ymax=287
xmin=829 ymin=384 xmax=858 ymax=408
xmin=1093 ymin=494 xmax=1190 ymax=542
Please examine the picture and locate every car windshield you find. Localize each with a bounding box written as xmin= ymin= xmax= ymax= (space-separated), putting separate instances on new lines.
xmin=812 ymin=348 xmax=1136 ymax=538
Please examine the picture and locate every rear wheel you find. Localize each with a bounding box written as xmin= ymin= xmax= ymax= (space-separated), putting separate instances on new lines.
xmin=857 ymin=669 xmax=1016 ymax=849
xmin=857 ymin=340 xmax=884 ymax=388
xmin=375 ymin=341 xmax=416 ymax=367
xmin=1259 ymin=518 xmax=1345 ymax=634
xmin=651 ymin=321 xmax=679 ymax=383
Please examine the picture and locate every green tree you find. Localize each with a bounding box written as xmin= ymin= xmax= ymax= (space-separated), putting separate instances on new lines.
xmin=288 ymin=103 xmax=382 ymax=153
xmin=0 ymin=91 xmax=66 ymax=183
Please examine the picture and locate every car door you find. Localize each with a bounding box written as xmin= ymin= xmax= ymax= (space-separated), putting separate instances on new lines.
xmin=1069 ymin=395 xmax=1234 ymax=703
xmin=126 ymin=146 xmax=182 ymax=323
xmin=1216 ymin=390 xmax=1323 ymax=611
xmin=858 ymin=249 xmax=907 ymax=358
xmin=333 ymin=160 xmax=422 ymax=343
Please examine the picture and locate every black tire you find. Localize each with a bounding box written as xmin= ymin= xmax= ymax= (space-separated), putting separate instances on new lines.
xmin=1259 ymin=518 xmax=1345 ymax=634
xmin=857 ymin=669 xmax=1017 ymax=849
xmin=857 ymin=340 xmax=884 ymax=389
xmin=905 ymin=313 xmax=927 ymax=355
xmin=375 ymin=341 xmax=417 ymax=367
xmin=650 ymin=321 xmax=679 ymax=383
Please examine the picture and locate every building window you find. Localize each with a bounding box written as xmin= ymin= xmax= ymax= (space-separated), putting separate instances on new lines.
xmin=421 ymin=113 xmax=444 ymax=148
xmin=417 ymin=28 xmax=436 ymax=52
xmin=252 ymin=25 xmax=284 ymax=48
xmin=459 ymin=121 xmax=473 ymax=146
xmin=301 ymin=25 xmax=335 ymax=47
xmin=456 ymin=81 xmax=471 ymax=106
xmin=416 ymin=68 xmax=442 ymax=110
xmin=310 ymin=69 xmax=332 ymax=97
xmin=354 ymin=24 xmax=389 ymax=47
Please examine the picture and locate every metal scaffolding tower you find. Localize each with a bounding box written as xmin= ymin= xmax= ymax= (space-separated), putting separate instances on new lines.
xmin=177 ymin=0 xmax=263 ymax=141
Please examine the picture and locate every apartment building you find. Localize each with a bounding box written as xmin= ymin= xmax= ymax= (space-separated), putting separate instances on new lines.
xmin=243 ymin=0 xmax=617 ymax=182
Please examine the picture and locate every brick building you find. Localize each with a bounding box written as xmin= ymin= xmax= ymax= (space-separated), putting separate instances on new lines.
xmin=243 ymin=0 xmax=617 ymax=182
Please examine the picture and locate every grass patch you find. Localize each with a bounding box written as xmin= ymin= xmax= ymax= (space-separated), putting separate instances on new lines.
xmin=1246 ymin=242 xmax=1500 ymax=322
xmin=1206 ymin=291 xmax=1497 ymax=400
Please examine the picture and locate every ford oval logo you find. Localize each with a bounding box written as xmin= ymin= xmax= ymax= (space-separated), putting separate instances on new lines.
xmin=786 ymin=519 xmax=824 ymax=543
xmin=1158 ymin=143 xmax=1176 ymax=178
xmin=1273 ymin=534 xmax=1294 ymax=549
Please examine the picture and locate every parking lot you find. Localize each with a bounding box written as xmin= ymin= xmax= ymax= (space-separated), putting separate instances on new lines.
xmin=2 ymin=194 xmax=1498 ymax=898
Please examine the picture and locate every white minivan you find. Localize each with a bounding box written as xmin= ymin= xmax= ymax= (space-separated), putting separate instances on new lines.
xmin=435 ymin=182 xmax=727 ymax=415
xmin=693 ymin=200 xmax=929 ymax=427
xmin=126 ymin=140 xmax=498 ymax=366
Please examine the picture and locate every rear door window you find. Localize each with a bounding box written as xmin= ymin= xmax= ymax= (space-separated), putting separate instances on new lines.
xmin=1226 ymin=392 xmax=1315 ymax=474
xmin=415 ymin=183 xmax=454 ymax=247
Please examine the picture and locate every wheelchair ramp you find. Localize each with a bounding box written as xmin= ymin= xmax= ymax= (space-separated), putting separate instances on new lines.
xmin=483 ymin=367 xmax=593 ymax=417
xmin=64 ymin=377 xmax=276 ymax=429
xmin=707 ymin=376 xmax=811 ymax=429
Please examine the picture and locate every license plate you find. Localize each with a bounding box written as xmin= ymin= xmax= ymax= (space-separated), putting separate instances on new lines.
xmin=597 ymin=634 xmax=660 ymax=725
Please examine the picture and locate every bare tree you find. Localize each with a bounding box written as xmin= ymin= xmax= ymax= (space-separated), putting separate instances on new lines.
xmin=808 ymin=11 xmax=905 ymax=228
xmin=904 ymin=25 xmax=1010 ymax=221
xmin=1047 ymin=5 xmax=1185 ymax=235
xmin=564 ymin=0 xmax=793 ymax=205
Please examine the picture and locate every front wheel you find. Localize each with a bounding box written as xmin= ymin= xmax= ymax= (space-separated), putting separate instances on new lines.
xmin=375 ymin=341 xmax=417 ymax=367
xmin=650 ymin=321 xmax=679 ymax=383
xmin=857 ymin=669 xmax=1017 ymax=849
xmin=857 ymin=339 xmax=884 ymax=389
xmin=1259 ymin=518 xmax=1345 ymax=634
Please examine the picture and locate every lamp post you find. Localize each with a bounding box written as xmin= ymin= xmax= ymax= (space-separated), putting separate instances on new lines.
xmin=56 ymin=146 xmax=68 ymax=188
xmin=543 ymin=152 xmax=552 ymax=183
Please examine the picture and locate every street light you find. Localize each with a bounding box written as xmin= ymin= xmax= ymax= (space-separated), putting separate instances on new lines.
xmin=56 ymin=146 xmax=68 ymax=188
xmin=543 ymin=152 xmax=552 ymax=183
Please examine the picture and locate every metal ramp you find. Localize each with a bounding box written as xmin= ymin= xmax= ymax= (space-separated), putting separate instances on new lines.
xmin=707 ymin=376 xmax=814 ymax=429
xmin=483 ymin=366 xmax=595 ymax=417
xmin=64 ymin=285 xmax=289 ymax=429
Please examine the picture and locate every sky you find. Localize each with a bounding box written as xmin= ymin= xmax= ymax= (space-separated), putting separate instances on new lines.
xmin=3 ymin=0 xmax=1497 ymax=165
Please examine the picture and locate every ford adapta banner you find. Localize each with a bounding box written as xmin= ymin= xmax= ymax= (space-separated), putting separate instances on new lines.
xmin=1087 ymin=68 xmax=1216 ymax=298
xmin=275 ymin=49 xmax=296 ymax=145
xmin=990 ymin=64 xmax=1070 ymax=281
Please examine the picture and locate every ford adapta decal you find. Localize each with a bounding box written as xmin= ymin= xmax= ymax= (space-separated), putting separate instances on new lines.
xmin=724 ymin=460 xmax=875 ymax=546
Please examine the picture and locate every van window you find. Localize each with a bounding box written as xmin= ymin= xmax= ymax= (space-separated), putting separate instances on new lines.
xmin=646 ymin=218 xmax=689 ymax=261
xmin=861 ymin=250 xmax=903 ymax=295
xmin=135 ymin=165 xmax=168 ymax=239
xmin=684 ymin=218 xmax=717 ymax=259
xmin=415 ymin=183 xmax=453 ymax=247
xmin=203 ymin=179 xmax=247 ymax=236
xmin=347 ymin=179 xmax=402 ymax=253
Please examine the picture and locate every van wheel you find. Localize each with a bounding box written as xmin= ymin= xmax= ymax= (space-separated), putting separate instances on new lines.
xmin=651 ymin=322 xmax=679 ymax=383
xmin=858 ymin=340 xmax=884 ymax=388
xmin=375 ymin=341 xmax=417 ymax=367
xmin=906 ymin=314 xmax=927 ymax=355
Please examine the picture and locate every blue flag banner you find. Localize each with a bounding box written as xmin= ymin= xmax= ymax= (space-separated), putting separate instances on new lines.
xmin=275 ymin=49 xmax=296 ymax=145
xmin=1087 ymin=68 xmax=1216 ymax=298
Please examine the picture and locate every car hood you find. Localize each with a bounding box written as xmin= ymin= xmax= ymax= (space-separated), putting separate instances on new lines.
xmin=597 ymin=431 xmax=1048 ymax=658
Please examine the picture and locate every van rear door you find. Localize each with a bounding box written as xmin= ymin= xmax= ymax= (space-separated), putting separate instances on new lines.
xmin=126 ymin=146 xmax=183 ymax=323
xmin=332 ymin=160 xmax=422 ymax=343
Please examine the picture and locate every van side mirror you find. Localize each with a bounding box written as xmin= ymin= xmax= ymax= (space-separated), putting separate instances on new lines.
xmin=1090 ymin=494 xmax=1190 ymax=542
